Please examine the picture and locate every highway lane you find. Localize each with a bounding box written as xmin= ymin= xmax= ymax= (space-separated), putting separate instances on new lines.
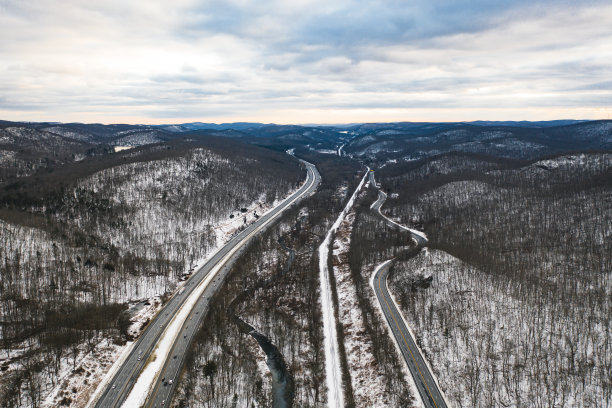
xmin=368 ymin=170 xmax=447 ymax=408
xmin=372 ymin=262 xmax=447 ymax=408
xmin=92 ymin=160 xmax=320 ymax=408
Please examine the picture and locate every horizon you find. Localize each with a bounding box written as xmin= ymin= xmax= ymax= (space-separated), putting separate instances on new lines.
xmin=0 ymin=110 xmax=610 ymax=126
xmin=1 ymin=117 xmax=606 ymax=128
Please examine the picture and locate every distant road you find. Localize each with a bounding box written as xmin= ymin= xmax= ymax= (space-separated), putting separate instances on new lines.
xmin=368 ymin=171 xmax=447 ymax=408
xmin=369 ymin=171 xmax=427 ymax=245
xmin=92 ymin=161 xmax=320 ymax=408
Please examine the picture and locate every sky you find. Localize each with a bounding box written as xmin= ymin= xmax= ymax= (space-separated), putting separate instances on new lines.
xmin=1 ymin=0 xmax=611 ymax=124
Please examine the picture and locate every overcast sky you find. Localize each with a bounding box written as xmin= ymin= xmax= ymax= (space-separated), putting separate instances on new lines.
xmin=1 ymin=0 xmax=611 ymax=124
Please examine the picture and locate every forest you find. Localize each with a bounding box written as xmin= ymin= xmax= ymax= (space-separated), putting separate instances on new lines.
xmin=1 ymin=119 xmax=611 ymax=407
xmin=174 ymin=153 xmax=368 ymax=407
xmin=0 ymin=134 xmax=301 ymax=407
xmin=378 ymin=151 xmax=612 ymax=407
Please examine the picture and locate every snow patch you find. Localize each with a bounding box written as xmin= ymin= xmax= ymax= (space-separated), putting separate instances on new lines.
xmin=318 ymin=170 xmax=368 ymax=408
xmin=332 ymin=213 xmax=396 ymax=407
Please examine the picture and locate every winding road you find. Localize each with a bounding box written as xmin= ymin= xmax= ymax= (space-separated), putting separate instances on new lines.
xmin=368 ymin=170 xmax=448 ymax=408
xmin=91 ymin=160 xmax=320 ymax=408
xmin=369 ymin=171 xmax=427 ymax=245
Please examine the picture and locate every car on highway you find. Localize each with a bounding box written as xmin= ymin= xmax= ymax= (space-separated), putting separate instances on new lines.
xmin=92 ymin=164 xmax=320 ymax=408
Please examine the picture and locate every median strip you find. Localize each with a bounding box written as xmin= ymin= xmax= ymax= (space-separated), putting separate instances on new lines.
xmin=113 ymin=163 xmax=318 ymax=407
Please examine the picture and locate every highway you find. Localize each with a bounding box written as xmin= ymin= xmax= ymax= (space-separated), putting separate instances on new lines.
xmin=368 ymin=171 xmax=448 ymax=408
xmin=92 ymin=160 xmax=320 ymax=408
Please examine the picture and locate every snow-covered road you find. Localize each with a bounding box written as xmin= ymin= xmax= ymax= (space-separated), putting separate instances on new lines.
xmin=318 ymin=169 xmax=368 ymax=408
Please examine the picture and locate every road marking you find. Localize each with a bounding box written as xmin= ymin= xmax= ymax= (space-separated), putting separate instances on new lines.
xmin=369 ymin=170 xmax=443 ymax=407
xmin=145 ymin=164 xmax=319 ymax=407
xmin=99 ymin=164 xmax=318 ymax=408
xmin=377 ymin=266 xmax=439 ymax=408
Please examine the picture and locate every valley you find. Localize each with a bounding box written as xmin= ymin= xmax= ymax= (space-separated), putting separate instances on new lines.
xmin=1 ymin=120 xmax=610 ymax=407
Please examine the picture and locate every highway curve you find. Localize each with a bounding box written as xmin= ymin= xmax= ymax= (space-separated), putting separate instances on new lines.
xmin=368 ymin=170 xmax=448 ymax=408
xmin=92 ymin=160 xmax=320 ymax=408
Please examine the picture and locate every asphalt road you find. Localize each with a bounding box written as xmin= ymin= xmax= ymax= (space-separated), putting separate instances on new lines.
xmin=372 ymin=262 xmax=447 ymax=408
xmin=369 ymin=171 xmax=427 ymax=246
xmin=369 ymin=171 xmax=447 ymax=408
xmin=92 ymin=160 xmax=320 ymax=408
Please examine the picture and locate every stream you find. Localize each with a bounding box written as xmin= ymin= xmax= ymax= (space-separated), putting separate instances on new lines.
xmin=227 ymin=238 xmax=296 ymax=408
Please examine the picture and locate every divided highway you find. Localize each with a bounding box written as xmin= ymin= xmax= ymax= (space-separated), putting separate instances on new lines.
xmin=92 ymin=161 xmax=320 ymax=408
xmin=369 ymin=171 xmax=448 ymax=408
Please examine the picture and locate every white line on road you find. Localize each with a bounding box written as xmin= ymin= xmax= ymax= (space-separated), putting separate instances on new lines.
xmin=101 ymin=163 xmax=318 ymax=407
xmin=368 ymin=171 xmax=449 ymax=408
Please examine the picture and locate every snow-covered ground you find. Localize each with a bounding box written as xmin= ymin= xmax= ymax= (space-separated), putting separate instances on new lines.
xmin=0 ymin=148 xmax=301 ymax=407
xmin=171 ymin=189 xmax=321 ymax=407
xmin=331 ymin=211 xmax=399 ymax=407
xmin=419 ymin=180 xmax=498 ymax=209
xmin=372 ymin=191 xmax=427 ymax=243
xmin=380 ymin=151 xmax=612 ymax=407
xmin=113 ymin=174 xmax=309 ymax=407
xmin=110 ymin=130 xmax=166 ymax=147
xmin=532 ymin=152 xmax=612 ymax=172
xmin=368 ymin=260 xmax=424 ymax=408
xmin=44 ymin=299 xmax=162 ymax=407
xmin=315 ymin=149 xmax=338 ymax=155
xmin=318 ymin=171 xmax=368 ymax=408
xmin=42 ymin=126 xmax=94 ymax=142
xmin=376 ymin=130 xmax=401 ymax=136
xmin=34 ymin=194 xmax=282 ymax=408
xmin=389 ymin=249 xmax=612 ymax=407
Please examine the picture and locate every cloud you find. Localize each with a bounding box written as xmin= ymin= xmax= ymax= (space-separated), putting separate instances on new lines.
xmin=0 ymin=0 xmax=611 ymax=123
